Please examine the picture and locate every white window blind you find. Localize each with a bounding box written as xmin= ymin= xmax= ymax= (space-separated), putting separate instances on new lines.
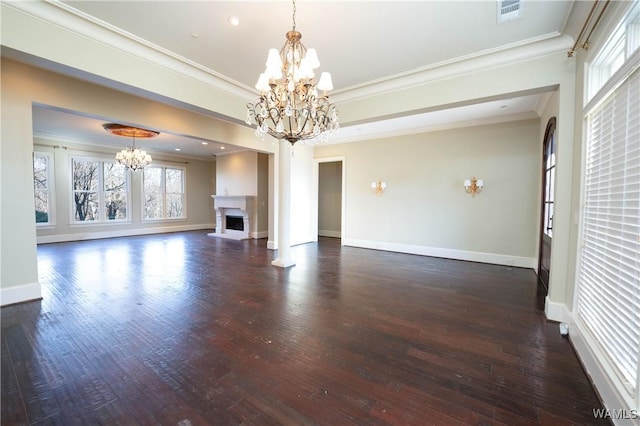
xmin=578 ymin=65 xmax=640 ymax=394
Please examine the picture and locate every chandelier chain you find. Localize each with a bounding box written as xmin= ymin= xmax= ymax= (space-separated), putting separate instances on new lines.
xmin=292 ymin=0 xmax=296 ymax=31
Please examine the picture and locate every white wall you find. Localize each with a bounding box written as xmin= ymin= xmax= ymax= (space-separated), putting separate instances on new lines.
xmin=315 ymin=119 xmax=541 ymax=267
xmin=290 ymin=144 xmax=315 ymax=246
xmin=262 ymin=141 xmax=315 ymax=249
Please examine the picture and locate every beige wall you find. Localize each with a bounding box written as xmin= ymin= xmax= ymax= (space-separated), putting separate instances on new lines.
xmin=216 ymin=151 xmax=258 ymax=197
xmin=215 ymin=150 xmax=270 ymax=237
xmin=1 ymin=8 xmax=580 ymax=310
xmin=34 ymin=138 xmax=215 ymax=243
xmin=318 ymin=161 xmax=342 ymax=237
xmin=1 ymin=62 xmax=40 ymax=302
xmin=0 ymin=59 xmax=232 ymax=304
xmin=257 ymin=153 xmax=269 ymax=234
xmin=315 ymin=119 xmax=541 ymax=267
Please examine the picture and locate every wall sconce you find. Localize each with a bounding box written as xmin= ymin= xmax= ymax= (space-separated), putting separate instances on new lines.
xmin=371 ymin=180 xmax=386 ymax=194
xmin=464 ymin=177 xmax=484 ymax=197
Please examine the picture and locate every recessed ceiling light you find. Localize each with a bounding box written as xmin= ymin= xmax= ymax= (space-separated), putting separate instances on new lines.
xmin=175 ymin=148 xmax=181 ymax=151
xmin=228 ymin=16 xmax=240 ymax=26
xmin=201 ymin=142 xmax=208 ymax=145
xmin=220 ymin=146 xmax=226 ymax=150
xmin=500 ymin=104 xmax=508 ymax=109
xmin=191 ymin=33 xmax=199 ymax=39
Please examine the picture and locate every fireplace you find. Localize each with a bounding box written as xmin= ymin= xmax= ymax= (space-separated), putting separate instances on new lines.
xmin=225 ymin=215 xmax=244 ymax=231
xmin=208 ymin=195 xmax=256 ymax=240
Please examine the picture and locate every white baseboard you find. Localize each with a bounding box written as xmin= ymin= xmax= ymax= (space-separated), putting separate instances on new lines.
xmin=544 ymin=295 xmax=567 ymax=323
xmin=319 ymin=229 xmax=341 ymax=238
xmin=37 ymin=223 xmax=213 ymax=244
xmin=267 ymin=240 xmax=277 ymax=250
xmin=342 ymin=238 xmax=536 ymax=269
xmin=252 ymin=231 xmax=268 ymax=239
xmin=566 ymin=311 xmax=640 ymax=425
xmin=1 ymin=282 xmax=42 ymax=306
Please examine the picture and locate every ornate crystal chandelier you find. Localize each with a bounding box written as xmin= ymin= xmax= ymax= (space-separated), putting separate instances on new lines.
xmin=103 ymin=123 xmax=157 ymax=171
xmin=115 ymin=144 xmax=152 ymax=171
xmin=246 ymin=0 xmax=339 ymax=145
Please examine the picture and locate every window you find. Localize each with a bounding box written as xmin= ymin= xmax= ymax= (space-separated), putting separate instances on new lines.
xmin=143 ymin=166 xmax=185 ymax=220
xmin=104 ymin=163 xmax=128 ymax=220
xmin=33 ymin=152 xmax=54 ymax=225
xmin=588 ymin=1 xmax=640 ymax=101
xmin=577 ymin=39 xmax=640 ymax=405
xmin=542 ymin=120 xmax=556 ymax=238
xmin=71 ymin=157 xmax=130 ymax=223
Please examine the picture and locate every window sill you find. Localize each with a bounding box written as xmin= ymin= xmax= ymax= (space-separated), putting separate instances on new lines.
xmin=69 ymin=220 xmax=133 ymax=227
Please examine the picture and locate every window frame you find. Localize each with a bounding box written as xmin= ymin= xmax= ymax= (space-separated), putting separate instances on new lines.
xmin=141 ymin=164 xmax=187 ymax=222
xmin=575 ymin=0 xmax=640 ymax=411
xmin=33 ymin=151 xmax=55 ymax=227
xmin=541 ymin=118 xmax=556 ymax=239
xmin=586 ymin=0 xmax=640 ymax=103
xmin=69 ymin=155 xmax=132 ymax=225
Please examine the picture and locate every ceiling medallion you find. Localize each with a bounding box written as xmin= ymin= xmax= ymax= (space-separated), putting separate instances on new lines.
xmin=103 ymin=123 xmax=158 ymax=171
xmin=103 ymin=123 xmax=160 ymax=138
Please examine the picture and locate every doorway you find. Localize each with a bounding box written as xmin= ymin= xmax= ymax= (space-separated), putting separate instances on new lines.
xmin=538 ymin=117 xmax=556 ymax=293
xmin=317 ymin=161 xmax=343 ymax=238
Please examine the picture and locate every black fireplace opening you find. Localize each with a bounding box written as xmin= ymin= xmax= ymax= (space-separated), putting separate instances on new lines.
xmin=226 ymin=215 xmax=244 ymax=231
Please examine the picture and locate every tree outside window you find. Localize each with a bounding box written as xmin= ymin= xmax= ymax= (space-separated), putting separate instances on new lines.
xmin=72 ymin=159 xmax=99 ymax=221
xmin=33 ymin=153 xmax=52 ymax=224
xmin=143 ymin=166 xmax=185 ymax=220
xmin=143 ymin=167 xmax=163 ymax=220
xmin=165 ymin=168 xmax=184 ymax=218
xmin=72 ymin=158 xmax=129 ymax=222
xmin=104 ymin=163 xmax=127 ymax=220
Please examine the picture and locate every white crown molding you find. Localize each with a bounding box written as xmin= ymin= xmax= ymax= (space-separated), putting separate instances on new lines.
xmin=4 ymin=0 xmax=256 ymax=101
xmin=328 ymin=111 xmax=539 ymax=145
xmin=332 ymin=33 xmax=574 ymax=104
xmin=5 ymin=1 xmax=575 ymax=109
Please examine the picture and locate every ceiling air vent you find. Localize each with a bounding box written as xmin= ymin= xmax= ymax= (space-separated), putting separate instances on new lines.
xmin=497 ymin=0 xmax=522 ymax=23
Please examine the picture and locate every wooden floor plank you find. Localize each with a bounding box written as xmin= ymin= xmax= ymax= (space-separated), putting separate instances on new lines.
xmin=1 ymin=231 xmax=608 ymax=425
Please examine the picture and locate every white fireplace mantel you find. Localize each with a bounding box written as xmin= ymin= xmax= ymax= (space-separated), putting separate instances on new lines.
xmin=209 ymin=195 xmax=256 ymax=240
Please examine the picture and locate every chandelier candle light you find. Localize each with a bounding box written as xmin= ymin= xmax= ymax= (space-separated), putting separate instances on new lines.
xmin=464 ymin=177 xmax=484 ymax=197
xmin=246 ymin=0 xmax=339 ymax=144
xmin=371 ymin=180 xmax=387 ymax=194
xmin=103 ymin=123 xmax=157 ymax=171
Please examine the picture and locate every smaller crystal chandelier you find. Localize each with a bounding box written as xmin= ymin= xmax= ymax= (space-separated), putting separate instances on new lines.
xmin=246 ymin=0 xmax=339 ymax=145
xmin=103 ymin=123 xmax=158 ymax=171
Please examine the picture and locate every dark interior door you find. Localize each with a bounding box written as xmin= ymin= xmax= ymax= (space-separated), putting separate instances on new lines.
xmin=538 ymin=117 xmax=556 ymax=293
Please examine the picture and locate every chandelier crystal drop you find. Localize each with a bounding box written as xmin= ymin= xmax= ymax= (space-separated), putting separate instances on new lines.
xmin=246 ymin=0 xmax=339 ymax=145
xmin=115 ymin=144 xmax=152 ymax=171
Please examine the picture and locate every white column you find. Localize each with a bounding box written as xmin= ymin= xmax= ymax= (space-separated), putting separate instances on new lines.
xmin=272 ymin=140 xmax=295 ymax=268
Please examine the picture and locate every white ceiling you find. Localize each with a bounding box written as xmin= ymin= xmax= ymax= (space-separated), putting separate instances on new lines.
xmin=27 ymin=1 xmax=589 ymax=158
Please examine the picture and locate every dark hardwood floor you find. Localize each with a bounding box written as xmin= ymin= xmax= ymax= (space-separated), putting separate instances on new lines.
xmin=2 ymin=231 xmax=607 ymax=425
